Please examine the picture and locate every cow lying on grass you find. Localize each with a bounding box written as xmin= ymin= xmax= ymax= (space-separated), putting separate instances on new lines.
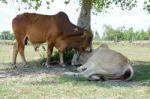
xmin=64 ymin=44 xmax=134 ymax=81
xmin=12 ymin=11 xmax=93 ymax=68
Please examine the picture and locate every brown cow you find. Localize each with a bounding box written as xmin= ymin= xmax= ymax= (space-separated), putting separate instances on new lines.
xmin=12 ymin=11 xmax=93 ymax=68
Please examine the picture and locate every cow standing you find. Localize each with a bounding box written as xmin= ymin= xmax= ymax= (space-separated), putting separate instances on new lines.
xmin=12 ymin=11 xmax=93 ymax=67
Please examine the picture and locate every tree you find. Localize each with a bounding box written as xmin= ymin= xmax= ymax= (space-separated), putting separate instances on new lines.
xmin=102 ymin=25 xmax=150 ymax=41
xmin=77 ymin=0 xmax=92 ymax=31
xmin=146 ymin=27 xmax=150 ymax=40
xmin=0 ymin=31 xmax=14 ymax=40
xmin=125 ymin=27 xmax=134 ymax=42
xmin=144 ymin=0 xmax=150 ymax=13
xmin=94 ymin=31 xmax=101 ymax=40
xmin=1 ymin=0 xmax=142 ymax=33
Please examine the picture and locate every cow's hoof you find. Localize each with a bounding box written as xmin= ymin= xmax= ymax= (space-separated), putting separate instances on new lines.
xmin=46 ymin=65 xmax=52 ymax=68
xmin=71 ymin=62 xmax=75 ymax=66
xmin=71 ymin=62 xmax=81 ymax=66
xmin=42 ymin=63 xmax=52 ymax=68
xmin=24 ymin=64 xmax=30 ymax=68
xmin=12 ymin=64 xmax=17 ymax=69
xmin=77 ymin=67 xmax=87 ymax=72
xmin=59 ymin=63 xmax=66 ymax=67
xmin=100 ymin=76 xmax=107 ymax=81
xmin=62 ymin=64 xmax=66 ymax=67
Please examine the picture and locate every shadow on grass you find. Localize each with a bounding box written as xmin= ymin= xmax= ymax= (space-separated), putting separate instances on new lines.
xmin=1 ymin=60 xmax=150 ymax=88
xmin=27 ymin=61 xmax=150 ymax=88
xmin=133 ymin=63 xmax=150 ymax=81
xmin=0 ymin=58 xmax=76 ymax=78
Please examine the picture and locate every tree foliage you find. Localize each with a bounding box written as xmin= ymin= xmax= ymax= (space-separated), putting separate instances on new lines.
xmin=144 ymin=0 xmax=150 ymax=13
xmin=92 ymin=0 xmax=137 ymax=12
xmin=0 ymin=0 xmax=143 ymax=11
xmin=0 ymin=31 xmax=14 ymax=40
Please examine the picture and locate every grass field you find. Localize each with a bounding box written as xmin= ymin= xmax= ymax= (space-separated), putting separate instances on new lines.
xmin=0 ymin=43 xmax=150 ymax=99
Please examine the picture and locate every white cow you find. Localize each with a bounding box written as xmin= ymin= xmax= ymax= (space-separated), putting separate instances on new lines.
xmin=65 ymin=44 xmax=134 ymax=81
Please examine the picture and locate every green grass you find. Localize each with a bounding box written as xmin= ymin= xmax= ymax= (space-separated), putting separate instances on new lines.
xmin=0 ymin=43 xmax=150 ymax=99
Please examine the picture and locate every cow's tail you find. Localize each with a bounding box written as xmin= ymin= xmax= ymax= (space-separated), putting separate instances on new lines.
xmin=122 ymin=65 xmax=134 ymax=81
xmin=24 ymin=37 xmax=28 ymax=45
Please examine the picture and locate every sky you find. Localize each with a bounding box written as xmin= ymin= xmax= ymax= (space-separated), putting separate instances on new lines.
xmin=0 ymin=0 xmax=150 ymax=36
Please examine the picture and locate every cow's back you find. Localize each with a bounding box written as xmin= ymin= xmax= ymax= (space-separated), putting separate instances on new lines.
xmin=83 ymin=47 xmax=129 ymax=74
xmin=12 ymin=12 xmax=60 ymax=43
xmin=12 ymin=13 xmax=31 ymax=34
xmin=12 ymin=12 xmax=80 ymax=43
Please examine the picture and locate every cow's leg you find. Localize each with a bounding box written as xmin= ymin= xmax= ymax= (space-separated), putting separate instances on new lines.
xmin=17 ymin=39 xmax=27 ymax=67
xmin=59 ymin=52 xmax=66 ymax=67
xmin=77 ymin=62 xmax=95 ymax=72
xmin=77 ymin=68 xmax=95 ymax=79
xmin=64 ymin=70 xmax=104 ymax=81
xmin=77 ymin=64 xmax=88 ymax=72
xmin=45 ymin=43 xmax=53 ymax=68
xmin=77 ymin=66 xmax=107 ymax=81
xmin=19 ymin=44 xmax=27 ymax=66
xmin=12 ymin=42 xmax=19 ymax=68
xmin=71 ymin=51 xmax=80 ymax=66
xmin=64 ymin=68 xmax=96 ymax=80
xmin=12 ymin=35 xmax=27 ymax=67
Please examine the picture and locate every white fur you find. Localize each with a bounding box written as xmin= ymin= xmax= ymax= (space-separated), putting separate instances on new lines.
xmin=65 ymin=44 xmax=134 ymax=81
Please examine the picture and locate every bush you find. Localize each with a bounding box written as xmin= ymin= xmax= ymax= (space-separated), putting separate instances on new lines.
xmin=51 ymin=51 xmax=74 ymax=62
xmin=39 ymin=49 xmax=74 ymax=65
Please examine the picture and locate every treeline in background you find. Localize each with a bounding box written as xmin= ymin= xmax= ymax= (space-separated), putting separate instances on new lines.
xmin=100 ymin=25 xmax=150 ymax=42
xmin=0 ymin=31 xmax=14 ymax=40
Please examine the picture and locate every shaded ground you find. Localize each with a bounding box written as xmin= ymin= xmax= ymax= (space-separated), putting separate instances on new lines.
xmin=0 ymin=60 xmax=78 ymax=79
xmin=0 ymin=60 xmax=150 ymax=82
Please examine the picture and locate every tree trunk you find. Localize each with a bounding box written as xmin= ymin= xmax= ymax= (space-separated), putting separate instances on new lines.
xmin=71 ymin=0 xmax=92 ymax=66
xmin=77 ymin=0 xmax=92 ymax=32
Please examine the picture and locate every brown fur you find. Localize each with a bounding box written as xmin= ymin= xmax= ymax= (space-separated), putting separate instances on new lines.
xmin=12 ymin=12 xmax=93 ymax=67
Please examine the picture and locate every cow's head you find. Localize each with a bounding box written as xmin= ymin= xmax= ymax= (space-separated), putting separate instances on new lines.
xmin=81 ymin=30 xmax=93 ymax=52
xmin=71 ymin=29 xmax=93 ymax=66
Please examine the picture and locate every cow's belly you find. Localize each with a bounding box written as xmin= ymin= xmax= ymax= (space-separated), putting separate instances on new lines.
xmin=27 ymin=33 xmax=46 ymax=43
xmin=26 ymin=26 xmax=48 ymax=43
